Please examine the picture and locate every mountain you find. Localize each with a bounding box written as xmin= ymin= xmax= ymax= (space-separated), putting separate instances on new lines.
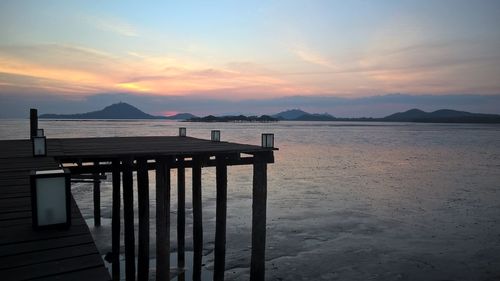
xmin=273 ymin=109 xmax=336 ymax=121
xmin=188 ymin=115 xmax=278 ymax=122
xmin=294 ymin=113 xmax=336 ymax=121
xmin=40 ymin=102 xmax=167 ymax=119
xmin=164 ymin=113 xmax=198 ymax=120
xmin=383 ymin=108 xmax=500 ymax=123
xmin=273 ymin=109 xmax=310 ymax=120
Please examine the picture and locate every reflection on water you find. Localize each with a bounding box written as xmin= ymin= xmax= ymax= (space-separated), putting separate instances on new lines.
xmin=2 ymin=120 xmax=500 ymax=280
xmin=102 ymin=251 xmax=211 ymax=281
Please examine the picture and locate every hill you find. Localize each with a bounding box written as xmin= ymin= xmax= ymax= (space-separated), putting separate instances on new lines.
xmin=40 ymin=102 xmax=168 ymax=119
xmin=165 ymin=113 xmax=198 ymax=120
xmin=383 ymin=109 xmax=500 ymax=123
xmin=274 ymin=109 xmax=336 ymax=121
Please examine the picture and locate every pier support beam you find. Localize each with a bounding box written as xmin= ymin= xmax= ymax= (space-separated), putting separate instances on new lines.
xmin=137 ymin=159 xmax=150 ymax=281
xmin=111 ymin=159 xmax=121 ymax=281
xmin=156 ymin=158 xmax=171 ymax=281
xmin=93 ymin=161 xmax=101 ymax=227
xmin=29 ymin=108 xmax=37 ymax=139
xmin=214 ymin=155 xmax=228 ymax=281
xmin=250 ymin=153 xmax=268 ymax=281
xmin=122 ymin=158 xmax=135 ymax=281
xmin=177 ymin=158 xmax=186 ymax=269
xmin=192 ymin=157 xmax=203 ymax=281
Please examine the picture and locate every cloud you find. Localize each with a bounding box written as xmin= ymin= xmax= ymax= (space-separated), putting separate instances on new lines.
xmin=290 ymin=46 xmax=336 ymax=69
xmin=86 ymin=16 xmax=138 ymax=37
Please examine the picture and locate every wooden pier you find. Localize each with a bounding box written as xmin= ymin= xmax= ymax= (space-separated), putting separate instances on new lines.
xmin=1 ymin=124 xmax=276 ymax=280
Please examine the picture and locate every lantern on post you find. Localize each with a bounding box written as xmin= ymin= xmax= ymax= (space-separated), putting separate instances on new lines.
xmin=32 ymin=136 xmax=47 ymax=157
xmin=36 ymin=128 xmax=44 ymax=137
xmin=179 ymin=127 xmax=187 ymax=137
xmin=30 ymin=169 xmax=71 ymax=229
xmin=211 ymin=130 xmax=221 ymax=142
xmin=261 ymin=133 xmax=274 ymax=148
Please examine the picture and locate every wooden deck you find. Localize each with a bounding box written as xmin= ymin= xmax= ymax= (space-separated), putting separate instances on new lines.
xmin=0 ymin=136 xmax=275 ymax=281
xmin=0 ymin=140 xmax=111 ymax=281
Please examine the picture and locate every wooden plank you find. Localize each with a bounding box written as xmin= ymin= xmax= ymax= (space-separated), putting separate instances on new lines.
xmin=155 ymin=158 xmax=170 ymax=281
xmin=32 ymin=266 xmax=111 ymax=281
xmin=0 ymin=243 xmax=98 ymax=270
xmin=250 ymin=153 xmax=268 ymax=281
xmin=177 ymin=158 xmax=186 ymax=269
xmin=192 ymin=157 xmax=203 ymax=281
xmin=214 ymin=155 xmax=228 ymax=281
xmin=0 ymin=254 xmax=105 ymax=281
xmin=111 ymin=159 xmax=121 ymax=281
xmin=137 ymin=158 xmax=150 ymax=281
xmin=0 ymin=234 xmax=94 ymax=257
xmin=122 ymin=157 xmax=136 ymax=281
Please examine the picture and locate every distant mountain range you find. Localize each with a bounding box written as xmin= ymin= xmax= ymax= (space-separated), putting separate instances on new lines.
xmin=273 ymin=109 xmax=336 ymax=121
xmin=39 ymin=102 xmax=500 ymax=123
xmin=39 ymin=102 xmax=197 ymax=120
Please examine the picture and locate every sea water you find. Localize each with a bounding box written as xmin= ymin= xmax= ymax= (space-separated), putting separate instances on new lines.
xmin=1 ymin=119 xmax=499 ymax=280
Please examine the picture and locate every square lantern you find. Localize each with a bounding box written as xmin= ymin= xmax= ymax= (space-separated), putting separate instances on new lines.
xmin=261 ymin=133 xmax=274 ymax=148
xmin=179 ymin=127 xmax=187 ymax=137
xmin=36 ymin=128 xmax=44 ymax=137
xmin=211 ymin=130 xmax=221 ymax=142
xmin=32 ymin=136 xmax=47 ymax=157
xmin=30 ymin=169 xmax=71 ymax=229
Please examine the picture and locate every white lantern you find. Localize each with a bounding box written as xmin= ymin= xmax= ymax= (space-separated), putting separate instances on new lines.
xmin=33 ymin=136 xmax=47 ymax=157
xmin=30 ymin=169 xmax=71 ymax=229
xmin=179 ymin=127 xmax=187 ymax=137
xmin=36 ymin=128 xmax=44 ymax=137
xmin=261 ymin=133 xmax=274 ymax=148
xmin=211 ymin=130 xmax=220 ymax=142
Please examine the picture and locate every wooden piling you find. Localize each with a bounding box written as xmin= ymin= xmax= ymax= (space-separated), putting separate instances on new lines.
xmin=112 ymin=159 xmax=121 ymax=281
xmin=122 ymin=157 xmax=136 ymax=281
xmin=177 ymin=158 xmax=186 ymax=269
xmin=250 ymin=153 xmax=268 ymax=281
xmin=155 ymin=158 xmax=170 ymax=281
xmin=29 ymin=108 xmax=37 ymax=139
xmin=214 ymin=155 xmax=228 ymax=281
xmin=137 ymin=159 xmax=150 ymax=281
xmin=93 ymin=161 xmax=101 ymax=227
xmin=192 ymin=157 xmax=203 ymax=281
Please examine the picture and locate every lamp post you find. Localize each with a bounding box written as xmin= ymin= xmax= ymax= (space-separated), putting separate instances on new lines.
xmin=30 ymin=169 xmax=71 ymax=229
xmin=211 ymin=130 xmax=221 ymax=142
xmin=36 ymin=128 xmax=44 ymax=137
xmin=261 ymin=133 xmax=274 ymax=148
xmin=32 ymin=136 xmax=47 ymax=157
xmin=179 ymin=127 xmax=187 ymax=137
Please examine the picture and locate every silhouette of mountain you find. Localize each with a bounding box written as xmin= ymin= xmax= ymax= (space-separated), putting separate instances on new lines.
xmin=273 ymin=109 xmax=310 ymax=120
xmin=188 ymin=115 xmax=277 ymax=122
xmin=383 ymin=109 xmax=500 ymax=123
xmin=165 ymin=113 xmax=197 ymax=120
xmin=273 ymin=109 xmax=335 ymax=121
xmin=40 ymin=102 xmax=167 ymax=119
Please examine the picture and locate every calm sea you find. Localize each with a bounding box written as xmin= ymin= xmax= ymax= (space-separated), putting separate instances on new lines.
xmin=1 ymin=119 xmax=500 ymax=281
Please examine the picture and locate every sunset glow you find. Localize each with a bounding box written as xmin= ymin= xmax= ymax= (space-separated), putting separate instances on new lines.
xmin=1 ymin=1 xmax=500 ymax=117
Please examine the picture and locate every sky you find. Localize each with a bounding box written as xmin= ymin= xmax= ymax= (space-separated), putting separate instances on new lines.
xmin=1 ymin=0 xmax=500 ymax=117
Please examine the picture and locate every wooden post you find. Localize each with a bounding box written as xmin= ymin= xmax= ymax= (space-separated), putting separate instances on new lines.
xmin=177 ymin=158 xmax=186 ymax=269
xmin=214 ymin=155 xmax=228 ymax=281
xmin=155 ymin=158 xmax=170 ymax=281
xmin=112 ymin=159 xmax=121 ymax=281
xmin=122 ymin=157 xmax=136 ymax=281
xmin=137 ymin=159 xmax=150 ymax=281
xmin=250 ymin=153 xmax=268 ymax=281
xmin=93 ymin=161 xmax=101 ymax=227
xmin=192 ymin=157 xmax=203 ymax=281
xmin=30 ymin=108 xmax=37 ymax=139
